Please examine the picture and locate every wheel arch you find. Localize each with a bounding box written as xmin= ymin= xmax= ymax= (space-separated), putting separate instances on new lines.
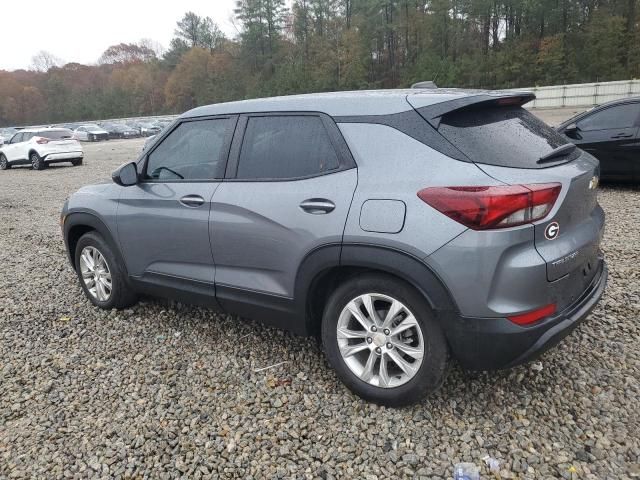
xmin=295 ymin=244 xmax=459 ymax=336
xmin=63 ymin=212 xmax=121 ymax=272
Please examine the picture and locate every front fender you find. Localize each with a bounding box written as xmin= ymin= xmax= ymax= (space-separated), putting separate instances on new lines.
xmin=62 ymin=212 xmax=121 ymax=270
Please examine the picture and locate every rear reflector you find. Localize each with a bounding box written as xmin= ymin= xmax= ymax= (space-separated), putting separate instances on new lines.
xmin=417 ymin=183 xmax=561 ymax=230
xmin=508 ymin=303 xmax=557 ymax=326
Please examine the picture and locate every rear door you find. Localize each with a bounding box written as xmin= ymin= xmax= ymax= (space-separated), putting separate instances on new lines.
xmin=571 ymin=102 xmax=640 ymax=181
xmin=117 ymin=116 xmax=236 ymax=297
xmin=210 ymin=113 xmax=357 ymax=306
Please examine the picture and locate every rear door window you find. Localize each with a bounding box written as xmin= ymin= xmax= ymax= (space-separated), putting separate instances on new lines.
xmin=237 ymin=115 xmax=340 ymax=180
xmin=438 ymin=106 xmax=577 ymax=168
xmin=577 ymin=103 xmax=640 ymax=131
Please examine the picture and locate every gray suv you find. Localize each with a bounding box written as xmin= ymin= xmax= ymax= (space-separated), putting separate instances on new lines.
xmin=61 ymin=89 xmax=607 ymax=406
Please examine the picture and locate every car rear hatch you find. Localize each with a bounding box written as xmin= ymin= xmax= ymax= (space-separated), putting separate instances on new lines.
xmin=409 ymin=92 xmax=605 ymax=312
xmin=38 ymin=130 xmax=79 ymax=151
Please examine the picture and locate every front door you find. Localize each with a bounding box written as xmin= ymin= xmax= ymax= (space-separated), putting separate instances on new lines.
xmin=117 ymin=116 xmax=237 ymax=299
xmin=4 ymin=133 xmax=26 ymax=162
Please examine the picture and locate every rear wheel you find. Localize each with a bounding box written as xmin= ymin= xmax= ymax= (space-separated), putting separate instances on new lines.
xmin=74 ymin=231 xmax=138 ymax=309
xmin=71 ymin=159 xmax=83 ymax=166
xmin=31 ymin=152 xmax=46 ymax=170
xmin=0 ymin=154 xmax=9 ymax=170
xmin=321 ymin=274 xmax=449 ymax=407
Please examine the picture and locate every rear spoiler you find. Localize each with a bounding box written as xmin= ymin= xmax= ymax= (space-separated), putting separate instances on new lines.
xmin=412 ymin=92 xmax=535 ymax=129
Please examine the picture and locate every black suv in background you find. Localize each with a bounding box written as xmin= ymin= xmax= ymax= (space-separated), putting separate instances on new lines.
xmin=556 ymin=97 xmax=640 ymax=182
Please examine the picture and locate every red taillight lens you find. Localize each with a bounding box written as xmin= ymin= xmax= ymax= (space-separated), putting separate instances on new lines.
xmin=508 ymin=303 xmax=556 ymax=326
xmin=417 ymin=183 xmax=561 ymax=230
xmin=35 ymin=137 xmax=49 ymax=144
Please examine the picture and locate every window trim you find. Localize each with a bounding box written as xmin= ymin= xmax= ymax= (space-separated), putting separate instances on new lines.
xmin=139 ymin=115 xmax=238 ymax=184
xmin=224 ymin=111 xmax=356 ymax=182
xmin=577 ymin=101 xmax=640 ymax=132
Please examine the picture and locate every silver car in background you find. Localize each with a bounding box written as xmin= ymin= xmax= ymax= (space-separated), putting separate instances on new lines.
xmin=73 ymin=124 xmax=110 ymax=142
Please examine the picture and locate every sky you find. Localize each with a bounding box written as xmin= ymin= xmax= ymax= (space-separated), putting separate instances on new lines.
xmin=0 ymin=0 xmax=240 ymax=71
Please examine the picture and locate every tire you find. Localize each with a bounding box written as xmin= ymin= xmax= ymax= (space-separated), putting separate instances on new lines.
xmin=74 ymin=231 xmax=138 ymax=309
xmin=0 ymin=154 xmax=9 ymax=170
xmin=321 ymin=273 xmax=449 ymax=407
xmin=71 ymin=159 xmax=83 ymax=166
xmin=30 ymin=152 xmax=46 ymax=170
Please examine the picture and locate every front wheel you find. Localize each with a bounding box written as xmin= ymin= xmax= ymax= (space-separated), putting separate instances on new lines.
xmin=321 ymin=274 xmax=449 ymax=407
xmin=74 ymin=231 xmax=138 ymax=309
xmin=31 ymin=152 xmax=46 ymax=170
xmin=71 ymin=159 xmax=83 ymax=166
xmin=0 ymin=154 xmax=9 ymax=170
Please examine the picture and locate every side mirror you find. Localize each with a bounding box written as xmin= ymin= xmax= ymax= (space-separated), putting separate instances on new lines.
xmin=112 ymin=162 xmax=138 ymax=187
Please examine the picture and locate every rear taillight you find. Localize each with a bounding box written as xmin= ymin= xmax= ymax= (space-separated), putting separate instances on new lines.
xmin=417 ymin=183 xmax=561 ymax=230
xmin=508 ymin=303 xmax=556 ymax=326
xmin=35 ymin=137 xmax=49 ymax=144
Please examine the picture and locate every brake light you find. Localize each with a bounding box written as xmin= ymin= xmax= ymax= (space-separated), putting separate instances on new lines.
xmin=417 ymin=183 xmax=561 ymax=230
xmin=508 ymin=303 xmax=556 ymax=325
xmin=35 ymin=137 xmax=49 ymax=144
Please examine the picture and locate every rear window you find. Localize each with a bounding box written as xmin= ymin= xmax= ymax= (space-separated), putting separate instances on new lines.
xmin=438 ymin=106 xmax=578 ymax=168
xmin=38 ymin=129 xmax=73 ymax=140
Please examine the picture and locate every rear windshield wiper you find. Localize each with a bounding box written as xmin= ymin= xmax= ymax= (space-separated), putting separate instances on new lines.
xmin=537 ymin=143 xmax=576 ymax=164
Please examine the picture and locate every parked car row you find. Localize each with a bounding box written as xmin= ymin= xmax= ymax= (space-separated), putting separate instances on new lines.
xmin=68 ymin=118 xmax=174 ymax=142
xmin=0 ymin=118 xmax=175 ymax=146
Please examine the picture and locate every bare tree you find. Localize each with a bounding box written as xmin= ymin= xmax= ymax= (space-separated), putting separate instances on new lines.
xmin=139 ymin=38 xmax=166 ymax=58
xmin=31 ymin=51 xmax=64 ymax=72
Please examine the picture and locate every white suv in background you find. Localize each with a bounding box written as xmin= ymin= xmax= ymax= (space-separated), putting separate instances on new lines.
xmin=0 ymin=128 xmax=84 ymax=170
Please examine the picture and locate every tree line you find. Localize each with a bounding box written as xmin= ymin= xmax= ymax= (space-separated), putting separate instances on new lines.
xmin=1 ymin=0 xmax=638 ymax=127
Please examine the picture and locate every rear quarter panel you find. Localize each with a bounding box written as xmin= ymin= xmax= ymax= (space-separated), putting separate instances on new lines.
xmin=337 ymin=122 xmax=499 ymax=258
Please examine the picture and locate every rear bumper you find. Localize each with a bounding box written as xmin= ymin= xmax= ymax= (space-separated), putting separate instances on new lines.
xmin=443 ymin=258 xmax=608 ymax=370
xmin=44 ymin=151 xmax=84 ymax=162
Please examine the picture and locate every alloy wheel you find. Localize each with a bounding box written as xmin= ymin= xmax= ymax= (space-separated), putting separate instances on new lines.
xmin=79 ymin=246 xmax=112 ymax=302
xmin=336 ymin=293 xmax=425 ymax=388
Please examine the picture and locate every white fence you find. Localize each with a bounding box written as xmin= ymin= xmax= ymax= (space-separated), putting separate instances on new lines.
xmin=514 ymin=80 xmax=640 ymax=108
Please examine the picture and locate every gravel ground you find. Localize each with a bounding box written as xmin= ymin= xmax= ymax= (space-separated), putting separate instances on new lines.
xmin=0 ymin=139 xmax=639 ymax=479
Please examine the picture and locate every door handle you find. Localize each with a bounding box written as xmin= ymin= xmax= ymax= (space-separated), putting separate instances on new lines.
xmin=179 ymin=194 xmax=205 ymax=208
xmin=299 ymin=198 xmax=335 ymax=214
xmin=611 ymin=133 xmax=633 ymax=139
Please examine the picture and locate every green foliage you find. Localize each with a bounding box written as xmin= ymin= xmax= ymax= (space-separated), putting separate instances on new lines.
xmin=0 ymin=1 xmax=638 ymax=126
